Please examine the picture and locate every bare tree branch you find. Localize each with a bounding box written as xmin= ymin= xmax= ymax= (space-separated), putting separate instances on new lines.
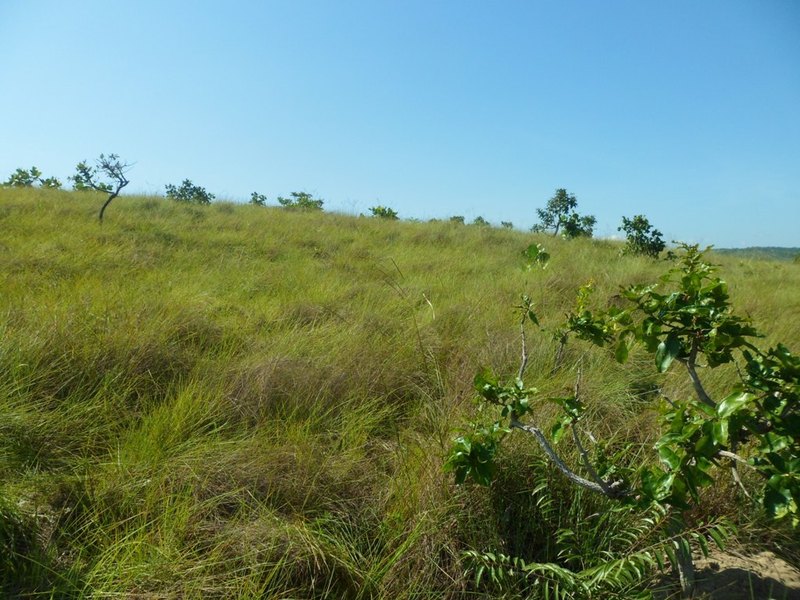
xmin=679 ymin=344 xmax=715 ymax=408
xmin=518 ymin=308 xmax=529 ymax=381
xmin=510 ymin=418 xmax=627 ymax=498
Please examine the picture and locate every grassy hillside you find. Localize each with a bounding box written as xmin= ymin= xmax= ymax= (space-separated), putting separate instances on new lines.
xmin=715 ymin=247 xmax=800 ymax=262
xmin=1 ymin=188 xmax=799 ymax=598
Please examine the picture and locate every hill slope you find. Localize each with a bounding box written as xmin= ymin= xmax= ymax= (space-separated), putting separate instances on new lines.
xmin=715 ymin=246 xmax=800 ymax=261
xmin=1 ymin=188 xmax=799 ymax=598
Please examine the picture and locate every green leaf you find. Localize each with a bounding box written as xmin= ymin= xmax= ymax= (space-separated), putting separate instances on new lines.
xmin=658 ymin=446 xmax=681 ymax=470
xmin=697 ymin=533 xmax=710 ymax=558
xmin=615 ymin=337 xmax=629 ymax=364
xmin=551 ymin=420 xmax=565 ymax=444
xmin=694 ymin=433 xmax=716 ymax=458
xmin=655 ymin=333 xmax=681 ymax=373
xmin=764 ymin=484 xmax=794 ymax=520
xmin=716 ymin=391 xmax=753 ymax=419
xmin=664 ymin=545 xmax=677 ymax=569
xmin=708 ymin=527 xmax=725 ymax=550
xmin=759 ymin=433 xmax=790 ymax=453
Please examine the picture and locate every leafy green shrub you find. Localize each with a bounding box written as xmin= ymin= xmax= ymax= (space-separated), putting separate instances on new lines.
xmin=472 ymin=216 xmax=491 ymax=227
xmin=165 ymin=179 xmax=215 ymax=205
xmin=369 ymin=205 xmax=399 ymax=219
xmin=447 ymin=244 xmax=799 ymax=596
xmin=501 ymin=221 xmax=514 ymax=229
xmin=532 ymin=188 xmax=596 ymax=238
xmin=449 ymin=215 xmax=465 ymax=224
xmin=277 ymin=191 xmax=323 ymax=211
xmin=250 ymin=192 xmax=267 ymax=206
xmin=619 ymin=214 xmax=665 ymax=258
xmin=4 ymin=166 xmax=61 ymax=189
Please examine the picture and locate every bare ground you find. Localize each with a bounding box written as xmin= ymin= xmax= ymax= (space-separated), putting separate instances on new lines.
xmin=655 ymin=550 xmax=800 ymax=599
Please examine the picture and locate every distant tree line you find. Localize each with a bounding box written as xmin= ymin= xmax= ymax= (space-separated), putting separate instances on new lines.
xmin=2 ymin=163 xmax=668 ymax=255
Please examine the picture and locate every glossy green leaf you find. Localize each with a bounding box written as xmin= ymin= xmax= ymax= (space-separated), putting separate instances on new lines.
xmin=658 ymin=446 xmax=681 ymax=470
xmin=551 ymin=420 xmax=565 ymax=444
xmin=716 ymin=391 xmax=753 ymax=419
xmin=655 ymin=333 xmax=681 ymax=373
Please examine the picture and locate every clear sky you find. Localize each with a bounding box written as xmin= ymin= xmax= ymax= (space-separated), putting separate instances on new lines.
xmin=2 ymin=1 xmax=798 ymax=247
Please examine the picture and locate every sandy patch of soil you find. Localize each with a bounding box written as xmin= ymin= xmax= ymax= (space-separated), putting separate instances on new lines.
xmin=691 ymin=550 xmax=800 ymax=600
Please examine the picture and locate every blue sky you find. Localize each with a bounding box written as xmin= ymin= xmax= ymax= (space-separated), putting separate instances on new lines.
xmin=2 ymin=1 xmax=798 ymax=247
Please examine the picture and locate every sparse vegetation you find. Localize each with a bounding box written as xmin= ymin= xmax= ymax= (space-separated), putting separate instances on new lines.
xmin=250 ymin=191 xmax=268 ymax=206
xmin=70 ymin=153 xmax=132 ymax=222
xmin=3 ymin=166 xmax=61 ymax=188
xmin=165 ymin=178 xmax=215 ymax=204
xmin=277 ymin=191 xmax=324 ymax=210
xmin=369 ymin=205 xmax=399 ymax=219
xmin=533 ymin=188 xmax=597 ymax=238
xmin=472 ymin=216 xmax=491 ymax=227
xmin=1 ymin=186 xmax=798 ymax=598
xmin=619 ymin=214 xmax=665 ymax=257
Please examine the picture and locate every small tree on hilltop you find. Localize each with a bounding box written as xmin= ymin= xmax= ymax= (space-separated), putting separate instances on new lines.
xmin=369 ymin=205 xmax=399 ymax=220
xmin=4 ymin=166 xmax=62 ymax=189
xmin=277 ymin=192 xmax=324 ymax=211
xmin=165 ymin=180 xmax=215 ymax=205
xmin=561 ymin=212 xmax=596 ymax=238
xmin=532 ymin=188 xmax=596 ymax=238
xmin=70 ymin=153 xmax=132 ymax=223
xmin=619 ymin=214 xmax=666 ymax=258
xmin=250 ymin=192 xmax=268 ymax=206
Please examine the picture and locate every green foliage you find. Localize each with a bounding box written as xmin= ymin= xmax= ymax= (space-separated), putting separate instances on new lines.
xmin=71 ymin=162 xmax=112 ymax=193
xmin=449 ymin=215 xmax=465 ymax=224
xmin=165 ymin=179 xmax=215 ymax=205
xmin=472 ymin=216 xmax=491 ymax=227
xmin=277 ymin=191 xmax=324 ymax=211
xmin=4 ymin=166 xmax=62 ymax=189
xmin=561 ymin=212 xmax=596 ymax=239
xmin=461 ymin=498 xmax=733 ymax=598
xmin=250 ymin=191 xmax=267 ymax=206
xmin=3 ymin=188 xmax=798 ymax=597
xmin=619 ymin=215 xmax=665 ymax=258
xmin=532 ymin=188 xmax=596 ymax=238
xmin=523 ymin=243 xmax=551 ymax=270
xmin=70 ymin=153 xmax=132 ymax=222
xmin=501 ymin=221 xmax=514 ymax=229
xmin=444 ymin=420 xmax=506 ymax=485
xmin=368 ymin=205 xmax=399 ymax=219
xmin=449 ymin=244 xmax=800 ymax=525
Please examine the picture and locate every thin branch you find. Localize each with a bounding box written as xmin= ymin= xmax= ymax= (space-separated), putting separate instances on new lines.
xmin=570 ymin=424 xmax=613 ymax=494
xmin=573 ymin=364 xmax=582 ymax=398
xmin=679 ymin=344 xmax=715 ymax=408
xmin=717 ymin=450 xmax=753 ymax=468
xmin=518 ymin=309 xmax=529 ymax=381
xmin=510 ymin=418 xmax=627 ymax=498
xmin=569 ymin=366 xmax=616 ymax=495
xmin=717 ymin=443 xmax=753 ymax=498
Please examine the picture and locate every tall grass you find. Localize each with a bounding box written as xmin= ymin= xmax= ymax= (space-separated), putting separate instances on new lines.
xmin=1 ymin=187 xmax=798 ymax=597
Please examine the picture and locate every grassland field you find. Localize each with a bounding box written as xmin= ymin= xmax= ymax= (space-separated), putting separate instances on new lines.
xmin=1 ymin=187 xmax=798 ymax=598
